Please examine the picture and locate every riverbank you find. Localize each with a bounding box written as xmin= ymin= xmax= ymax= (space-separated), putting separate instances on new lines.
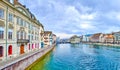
xmin=0 ymin=44 xmax=56 ymax=70
xmin=25 ymin=44 xmax=55 ymax=70
xmin=84 ymin=42 xmax=120 ymax=47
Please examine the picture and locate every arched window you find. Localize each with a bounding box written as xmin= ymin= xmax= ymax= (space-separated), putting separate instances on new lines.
xmin=8 ymin=45 xmax=12 ymax=55
xmin=0 ymin=46 xmax=3 ymax=57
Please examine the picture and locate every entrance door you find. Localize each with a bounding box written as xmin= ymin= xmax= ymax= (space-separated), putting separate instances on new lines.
xmin=0 ymin=46 xmax=3 ymax=57
xmin=20 ymin=44 xmax=24 ymax=54
xmin=8 ymin=45 xmax=12 ymax=55
xmin=41 ymin=42 xmax=44 ymax=48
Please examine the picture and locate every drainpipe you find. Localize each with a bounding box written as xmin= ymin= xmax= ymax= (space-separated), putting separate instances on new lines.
xmin=5 ymin=6 xmax=8 ymax=60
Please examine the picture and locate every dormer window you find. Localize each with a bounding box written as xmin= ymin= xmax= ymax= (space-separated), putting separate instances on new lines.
xmin=9 ymin=0 xmax=14 ymax=4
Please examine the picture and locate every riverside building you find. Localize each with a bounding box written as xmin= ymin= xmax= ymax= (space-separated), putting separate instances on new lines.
xmin=0 ymin=0 xmax=44 ymax=61
xmin=41 ymin=31 xmax=53 ymax=47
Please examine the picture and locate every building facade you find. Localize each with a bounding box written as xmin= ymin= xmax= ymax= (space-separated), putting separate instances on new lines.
xmin=113 ymin=32 xmax=120 ymax=44
xmin=82 ymin=34 xmax=93 ymax=42
xmin=70 ymin=35 xmax=80 ymax=44
xmin=52 ymin=34 xmax=57 ymax=44
xmin=104 ymin=34 xmax=114 ymax=43
xmin=90 ymin=33 xmax=102 ymax=43
xmin=0 ymin=0 xmax=44 ymax=61
xmin=41 ymin=31 xmax=52 ymax=47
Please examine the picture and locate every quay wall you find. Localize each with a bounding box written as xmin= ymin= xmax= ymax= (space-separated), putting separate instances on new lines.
xmin=83 ymin=42 xmax=120 ymax=47
xmin=0 ymin=44 xmax=55 ymax=70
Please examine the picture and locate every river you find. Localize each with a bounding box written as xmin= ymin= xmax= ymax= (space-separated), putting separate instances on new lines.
xmin=30 ymin=43 xmax=120 ymax=70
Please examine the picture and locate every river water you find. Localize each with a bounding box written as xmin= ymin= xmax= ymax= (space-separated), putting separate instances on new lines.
xmin=31 ymin=43 xmax=120 ymax=70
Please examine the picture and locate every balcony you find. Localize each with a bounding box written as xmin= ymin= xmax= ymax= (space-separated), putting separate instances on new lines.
xmin=17 ymin=39 xmax=29 ymax=43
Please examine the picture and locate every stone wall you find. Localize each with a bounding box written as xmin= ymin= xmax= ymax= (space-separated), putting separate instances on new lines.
xmin=0 ymin=44 xmax=55 ymax=70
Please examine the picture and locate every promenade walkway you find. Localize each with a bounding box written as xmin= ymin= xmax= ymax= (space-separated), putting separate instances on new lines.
xmin=0 ymin=45 xmax=54 ymax=69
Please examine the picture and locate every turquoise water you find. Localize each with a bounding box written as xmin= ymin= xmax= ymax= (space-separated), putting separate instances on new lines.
xmin=31 ymin=44 xmax=120 ymax=70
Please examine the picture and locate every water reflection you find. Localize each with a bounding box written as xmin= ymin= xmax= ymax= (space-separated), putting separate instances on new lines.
xmin=70 ymin=43 xmax=80 ymax=48
xmin=30 ymin=52 xmax=52 ymax=70
xmin=31 ymin=43 xmax=120 ymax=70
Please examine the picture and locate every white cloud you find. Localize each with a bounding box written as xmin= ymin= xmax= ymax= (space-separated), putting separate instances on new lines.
xmin=103 ymin=26 xmax=120 ymax=33
xmin=80 ymin=23 xmax=95 ymax=29
xmin=20 ymin=0 xmax=120 ymax=38
xmin=55 ymin=33 xmax=74 ymax=39
xmin=80 ymin=13 xmax=96 ymax=20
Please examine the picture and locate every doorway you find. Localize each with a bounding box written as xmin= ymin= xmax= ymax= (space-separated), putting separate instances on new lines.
xmin=20 ymin=44 xmax=24 ymax=54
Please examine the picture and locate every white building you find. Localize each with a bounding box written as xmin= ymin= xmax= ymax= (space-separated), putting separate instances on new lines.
xmin=0 ymin=0 xmax=44 ymax=61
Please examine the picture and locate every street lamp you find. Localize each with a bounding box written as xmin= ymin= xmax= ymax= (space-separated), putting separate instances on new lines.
xmin=5 ymin=6 xmax=8 ymax=60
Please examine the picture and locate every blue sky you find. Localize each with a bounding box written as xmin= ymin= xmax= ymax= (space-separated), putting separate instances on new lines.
xmin=19 ymin=0 xmax=120 ymax=38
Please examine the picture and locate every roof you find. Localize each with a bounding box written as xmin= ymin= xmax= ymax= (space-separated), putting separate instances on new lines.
xmin=105 ymin=34 xmax=114 ymax=39
xmin=52 ymin=34 xmax=56 ymax=36
xmin=70 ymin=35 xmax=80 ymax=39
xmin=44 ymin=31 xmax=52 ymax=34
xmin=113 ymin=31 xmax=120 ymax=35
xmin=85 ymin=34 xmax=93 ymax=37
xmin=91 ymin=33 xmax=102 ymax=39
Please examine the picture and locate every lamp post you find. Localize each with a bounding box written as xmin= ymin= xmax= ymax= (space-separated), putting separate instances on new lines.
xmin=5 ymin=6 xmax=8 ymax=60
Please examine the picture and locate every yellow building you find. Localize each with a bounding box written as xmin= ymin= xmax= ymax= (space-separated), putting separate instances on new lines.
xmin=0 ymin=0 xmax=44 ymax=61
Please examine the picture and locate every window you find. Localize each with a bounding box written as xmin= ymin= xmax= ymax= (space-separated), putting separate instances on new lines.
xmin=0 ymin=27 xmax=4 ymax=39
xmin=24 ymin=21 xmax=27 ymax=27
xmin=0 ymin=46 xmax=3 ymax=57
xmin=28 ymin=23 xmax=30 ymax=29
xmin=17 ymin=31 xmax=19 ymax=39
xmin=32 ymin=35 xmax=33 ymax=40
xmin=0 ymin=9 xmax=4 ymax=19
xmin=17 ymin=17 xmax=19 ymax=24
xmin=8 ymin=29 xmax=13 ymax=39
xmin=26 ymin=22 xmax=28 ymax=27
xmin=9 ymin=0 xmax=14 ymax=4
xmin=28 ymin=44 xmax=30 ymax=50
xmin=17 ymin=31 xmax=26 ymax=39
xmin=23 ymin=20 xmax=25 ymax=27
xmin=21 ymin=31 xmax=23 ymax=39
xmin=20 ymin=19 xmax=23 ymax=26
xmin=28 ymin=35 xmax=30 ymax=40
xmin=8 ymin=13 xmax=14 ymax=22
xmin=24 ymin=32 xmax=26 ymax=39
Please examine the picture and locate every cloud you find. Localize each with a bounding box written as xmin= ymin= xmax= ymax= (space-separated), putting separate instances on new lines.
xmin=55 ymin=33 xmax=74 ymax=39
xmin=19 ymin=0 xmax=120 ymax=38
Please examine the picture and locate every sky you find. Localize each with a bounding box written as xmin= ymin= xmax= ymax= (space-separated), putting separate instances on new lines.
xmin=19 ymin=0 xmax=120 ymax=38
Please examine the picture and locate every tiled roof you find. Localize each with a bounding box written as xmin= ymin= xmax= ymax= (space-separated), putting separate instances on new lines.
xmin=91 ymin=33 xmax=102 ymax=39
xmin=105 ymin=34 xmax=114 ymax=39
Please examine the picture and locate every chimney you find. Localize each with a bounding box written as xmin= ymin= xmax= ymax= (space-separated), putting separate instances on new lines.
xmin=14 ymin=0 xmax=19 ymax=5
